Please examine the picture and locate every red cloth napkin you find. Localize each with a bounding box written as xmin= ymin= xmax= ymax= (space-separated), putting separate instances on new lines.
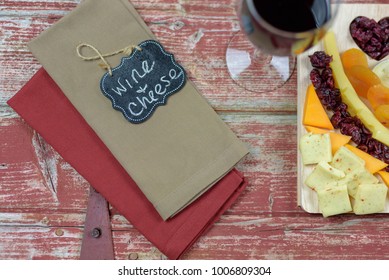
xmin=7 ymin=68 xmax=248 ymax=259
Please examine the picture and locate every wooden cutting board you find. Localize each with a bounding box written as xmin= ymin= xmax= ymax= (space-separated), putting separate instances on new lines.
xmin=297 ymin=4 xmax=389 ymax=214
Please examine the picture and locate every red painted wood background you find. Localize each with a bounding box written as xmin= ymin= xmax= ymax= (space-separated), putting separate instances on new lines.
xmin=1 ymin=0 xmax=389 ymax=260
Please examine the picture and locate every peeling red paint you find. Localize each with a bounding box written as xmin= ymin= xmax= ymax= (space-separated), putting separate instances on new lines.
xmin=1 ymin=0 xmax=389 ymax=260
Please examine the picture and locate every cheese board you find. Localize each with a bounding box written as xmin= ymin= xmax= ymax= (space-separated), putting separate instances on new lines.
xmin=297 ymin=4 xmax=389 ymax=214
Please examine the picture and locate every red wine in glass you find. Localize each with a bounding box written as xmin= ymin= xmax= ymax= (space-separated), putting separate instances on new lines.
xmin=226 ymin=0 xmax=339 ymax=93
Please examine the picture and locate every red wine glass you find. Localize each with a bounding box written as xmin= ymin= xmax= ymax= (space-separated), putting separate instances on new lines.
xmin=226 ymin=0 xmax=341 ymax=93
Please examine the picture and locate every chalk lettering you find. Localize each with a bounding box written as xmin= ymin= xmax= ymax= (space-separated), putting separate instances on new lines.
xmin=154 ymin=83 xmax=166 ymax=96
xmin=169 ymin=69 xmax=184 ymax=80
xmin=128 ymin=102 xmax=144 ymax=116
xmin=125 ymin=78 xmax=133 ymax=89
xmin=142 ymin=60 xmax=155 ymax=75
xmin=135 ymin=85 xmax=158 ymax=109
xmin=136 ymin=84 xmax=148 ymax=95
xmin=137 ymin=94 xmax=157 ymax=109
xmin=101 ymin=40 xmax=186 ymax=123
xmin=111 ymin=78 xmax=128 ymax=96
xmin=131 ymin=60 xmax=155 ymax=84
xmin=160 ymin=76 xmax=171 ymax=88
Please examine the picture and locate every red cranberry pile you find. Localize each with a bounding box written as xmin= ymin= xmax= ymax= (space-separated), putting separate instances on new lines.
xmin=308 ymin=51 xmax=389 ymax=171
xmin=350 ymin=16 xmax=389 ymax=61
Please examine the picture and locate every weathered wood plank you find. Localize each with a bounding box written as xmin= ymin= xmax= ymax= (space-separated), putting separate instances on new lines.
xmin=0 ymin=226 xmax=82 ymax=259
xmin=222 ymin=114 xmax=299 ymax=214
xmin=0 ymin=113 xmax=297 ymax=214
xmin=2 ymin=213 xmax=389 ymax=260
xmin=2 ymin=110 xmax=388 ymax=260
xmin=1 ymin=0 xmax=388 ymax=261
xmin=0 ymin=116 xmax=90 ymax=211
xmin=183 ymin=214 xmax=389 ymax=260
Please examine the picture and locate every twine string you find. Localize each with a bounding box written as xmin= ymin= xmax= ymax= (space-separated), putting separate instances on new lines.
xmin=76 ymin=43 xmax=142 ymax=76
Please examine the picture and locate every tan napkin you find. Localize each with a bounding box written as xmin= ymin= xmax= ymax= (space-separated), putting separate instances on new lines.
xmin=28 ymin=0 xmax=248 ymax=220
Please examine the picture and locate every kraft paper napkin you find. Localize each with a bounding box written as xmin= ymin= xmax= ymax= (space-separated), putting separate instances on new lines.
xmin=28 ymin=0 xmax=248 ymax=220
xmin=7 ymin=68 xmax=248 ymax=259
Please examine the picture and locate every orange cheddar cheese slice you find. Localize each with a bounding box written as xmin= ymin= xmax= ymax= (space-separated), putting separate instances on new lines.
xmin=303 ymin=85 xmax=334 ymax=130
xmin=305 ymin=126 xmax=351 ymax=154
xmin=345 ymin=144 xmax=388 ymax=174
xmin=378 ymin=171 xmax=389 ymax=188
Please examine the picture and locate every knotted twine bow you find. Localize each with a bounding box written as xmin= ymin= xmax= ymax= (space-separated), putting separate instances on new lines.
xmin=76 ymin=43 xmax=142 ymax=76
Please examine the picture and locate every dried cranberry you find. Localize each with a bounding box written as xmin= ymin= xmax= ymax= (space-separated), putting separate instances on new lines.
xmin=359 ymin=133 xmax=370 ymax=146
xmin=379 ymin=17 xmax=389 ymax=29
xmin=339 ymin=122 xmax=355 ymax=136
xmin=367 ymin=139 xmax=377 ymax=152
xmin=351 ymin=129 xmax=362 ymax=145
xmin=379 ymin=45 xmax=389 ymax=60
xmin=357 ymin=144 xmax=369 ymax=153
xmin=375 ymin=142 xmax=384 ymax=154
xmin=321 ymin=68 xmax=335 ymax=89
xmin=315 ymin=88 xmax=341 ymax=110
xmin=361 ymin=125 xmax=372 ymax=136
xmin=308 ymin=51 xmax=333 ymax=68
xmin=331 ymin=111 xmax=342 ymax=129
xmin=309 ymin=69 xmax=323 ymax=89
xmin=337 ymin=103 xmax=350 ymax=118
xmin=350 ymin=16 xmax=389 ymax=60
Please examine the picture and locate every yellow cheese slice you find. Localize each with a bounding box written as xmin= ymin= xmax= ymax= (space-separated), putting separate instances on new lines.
xmin=303 ymin=85 xmax=334 ymax=130
xmin=345 ymin=144 xmax=388 ymax=174
xmin=323 ymin=32 xmax=366 ymax=115
xmin=323 ymin=32 xmax=389 ymax=147
xmin=377 ymin=171 xmax=389 ymax=187
xmin=305 ymin=126 xmax=351 ymax=154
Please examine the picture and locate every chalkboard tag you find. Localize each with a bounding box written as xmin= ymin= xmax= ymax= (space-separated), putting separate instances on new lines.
xmin=100 ymin=40 xmax=186 ymax=124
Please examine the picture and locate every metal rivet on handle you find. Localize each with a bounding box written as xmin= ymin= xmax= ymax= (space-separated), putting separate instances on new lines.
xmin=91 ymin=227 xmax=102 ymax=238
xmin=128 ymin=253 xmax=138 ymax=260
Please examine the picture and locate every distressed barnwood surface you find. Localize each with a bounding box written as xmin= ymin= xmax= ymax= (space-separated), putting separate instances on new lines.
xmin=1 ymin=0 xmax=389 ymax=260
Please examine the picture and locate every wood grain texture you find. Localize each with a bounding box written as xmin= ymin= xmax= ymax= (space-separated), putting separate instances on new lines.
xmin=1 ymin=0 xmax=389 ymax=260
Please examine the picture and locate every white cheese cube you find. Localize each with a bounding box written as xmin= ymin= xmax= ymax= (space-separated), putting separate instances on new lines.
xmin=331 ymin=146 xmax=365 ymax=174
xmin=305 ymin=161 xmax=345 ymax=192
xmin=339 ymin=167 xmax=379 ymax=198
xmin=353 ymin=183 xmax=388 ymax=215
xmin=299 ymin=133 xmax=332 ymax=165
xmin=317 ymin=184 xmax=352 ymax=217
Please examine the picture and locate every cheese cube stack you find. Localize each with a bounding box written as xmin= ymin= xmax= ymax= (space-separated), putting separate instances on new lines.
xmin=317 ymin=184 xmax=352 ymax=217
xmin=301 ymin=132 xmax=388 ymax=216
xmin=299 ymin=133 xmax=332 ymax=165
xmin=353 ymin=184 xmax=388 ymax=215
xmin=340 ymin=167 xmax=379 ymax=198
